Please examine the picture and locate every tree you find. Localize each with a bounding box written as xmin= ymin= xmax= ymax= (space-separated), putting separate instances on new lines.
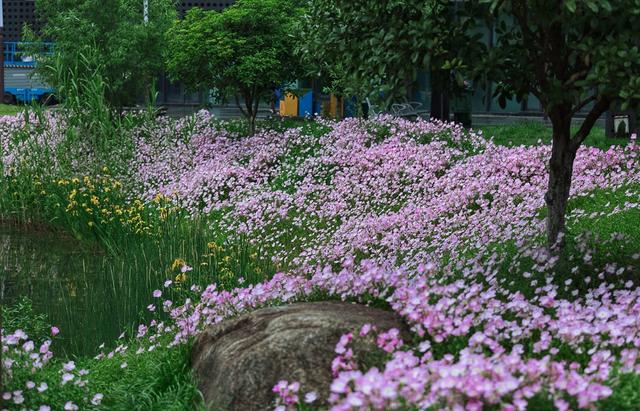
xmin=297 ymin=0 xmax=483 ymax=119
xmin=32 ymin=0 xmax=176 ymax=108
xmin=165 ymin=0 xmax=304 ymax=135
xmin=468 ymin=0 xmax=640 ymax=248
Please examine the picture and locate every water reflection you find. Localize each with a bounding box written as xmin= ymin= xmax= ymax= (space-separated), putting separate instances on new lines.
xmin=0 ymin=226 xmax=160 ymax=357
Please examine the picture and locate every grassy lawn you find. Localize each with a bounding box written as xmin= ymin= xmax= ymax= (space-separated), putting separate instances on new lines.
xmin=0 ymin=104 xmax=22 ymax=116
xmin=477 ymin=121 xmax=630 ymax=149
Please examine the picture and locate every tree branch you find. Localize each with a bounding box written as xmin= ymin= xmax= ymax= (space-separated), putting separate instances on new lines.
xmin=564 ymin=67 xmax=590 ymax=87
xmin=253 ymin=93 xmax=260 ymax=120
xmin=570 ymin=94 xmax=596 ymax=117
xmin=235 ymin=94 xmax=249 ymax=118
xmin=570 ymin=96 xmax=611 ymax=151
xmin=245 ymin=91 xmax=254 ymax=118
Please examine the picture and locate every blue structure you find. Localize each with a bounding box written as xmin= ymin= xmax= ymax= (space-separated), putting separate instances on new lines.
xmin=3 ymin=42 xmax=55 ymax=104
xmin=297 ymin=91 xmax=314 ymax=117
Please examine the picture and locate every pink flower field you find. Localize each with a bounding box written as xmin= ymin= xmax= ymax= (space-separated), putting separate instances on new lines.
xmin=2 ymin=112 xmax=640 ymax=410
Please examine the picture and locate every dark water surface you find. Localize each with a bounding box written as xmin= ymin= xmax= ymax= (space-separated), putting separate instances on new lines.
xmin=0 ymin=226 xmax=160 ymax=357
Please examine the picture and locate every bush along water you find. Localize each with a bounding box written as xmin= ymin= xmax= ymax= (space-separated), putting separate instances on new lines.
xmin=1 ymin=111 xmax=640 ymax=410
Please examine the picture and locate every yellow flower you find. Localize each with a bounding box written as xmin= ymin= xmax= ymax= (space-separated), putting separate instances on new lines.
xmin=207 ymin=242 xmax=218 ymax=251
xmin=171 ymin=258 xmax=186 ymax=271
xmin=175 ymin=273 xmax=187 ymax=283
xmin=88 ymin=221 xmax=94 ymax=227
xmin=220 ymin=268 xmax=234 ymax=282
xmin=90 ymin=195 xmax=100 ymax=206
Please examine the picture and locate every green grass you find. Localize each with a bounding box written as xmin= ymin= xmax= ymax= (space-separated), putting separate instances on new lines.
xmin=477 ymin=122 xmax=630 ymax=149
xmin=83 ymin=337 xmax=204 ymax=411
xmin=0 ymin=103 xmax=21 ymax=116
xmin=600 ymin=372 xmax=640 ymax=411
xmin=492 ymin=183 xmax=640 ymax=301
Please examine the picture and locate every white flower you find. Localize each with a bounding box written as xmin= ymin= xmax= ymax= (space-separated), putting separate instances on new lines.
xmin=304 ymin=391 xmax=318 ymax=403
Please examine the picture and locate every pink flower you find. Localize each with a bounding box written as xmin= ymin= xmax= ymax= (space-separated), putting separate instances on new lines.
xmin=62 ymin=361 xmax=75 ymax=371
xmin=91 ymin=393 xmax=104 ymax=405
xmin=61 ymin=373 xmax=74 ymax=385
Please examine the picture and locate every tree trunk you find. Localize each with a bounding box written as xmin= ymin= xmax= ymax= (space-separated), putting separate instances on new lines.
xmin=248 ymin=98 xmax=259 ymax=136
xmin=545 ymin=115 xmax=576 ymax=249
xmin=430 ymin=69 xmax=450 ymax=121
xmin=249 ymin=115 xmax=257 ymax=136
xmin=236 ymin=92 xmax=257 ymax=136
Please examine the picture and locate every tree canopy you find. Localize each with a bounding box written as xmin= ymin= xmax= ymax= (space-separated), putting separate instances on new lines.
xmin=33 ymin=0 xmax=176 ymax=108
xmin=297 ymin=0 xmax=483 ymax=116
xmin=165 ymin=0 xmax=304 ymax=134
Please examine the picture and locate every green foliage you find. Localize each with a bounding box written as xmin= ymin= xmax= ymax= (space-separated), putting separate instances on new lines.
xmin=2 ymin=299 xmax=203 ymax=410
xmin=84 ymin=337 xmax=204 ymax=411
xmin=298 ymin=0 xmax=485 ymax=106
xmin=1 ymin=297 xmax=51 ymax=340
xmin=31 ymin=0 xmax=176 ymax=108
xmin=165 ymin=0 xmax=304 ymax=133
xmin=44 ymin=48 xmax=128 ymax=153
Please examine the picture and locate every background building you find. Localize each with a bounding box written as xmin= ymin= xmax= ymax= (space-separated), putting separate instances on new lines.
xmin=177 ymin=1 xmax=235 ymax=16
xmin=1 ymin=0 xmax=235 ymax=40
xmin=2 ymin=0 xmax=41 ymax=41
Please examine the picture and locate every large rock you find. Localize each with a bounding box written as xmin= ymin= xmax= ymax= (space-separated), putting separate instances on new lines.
xmin=191 ymin=301 xmax=409 ymax=411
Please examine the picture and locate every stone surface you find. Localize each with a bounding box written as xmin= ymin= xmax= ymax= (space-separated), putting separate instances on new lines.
xmin=191 ymin=301 xmax=409 ymax=411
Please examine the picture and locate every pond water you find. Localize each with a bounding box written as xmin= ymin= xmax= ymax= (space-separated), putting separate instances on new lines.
xmin=0 ymin=226 xmax=161 ymax=357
